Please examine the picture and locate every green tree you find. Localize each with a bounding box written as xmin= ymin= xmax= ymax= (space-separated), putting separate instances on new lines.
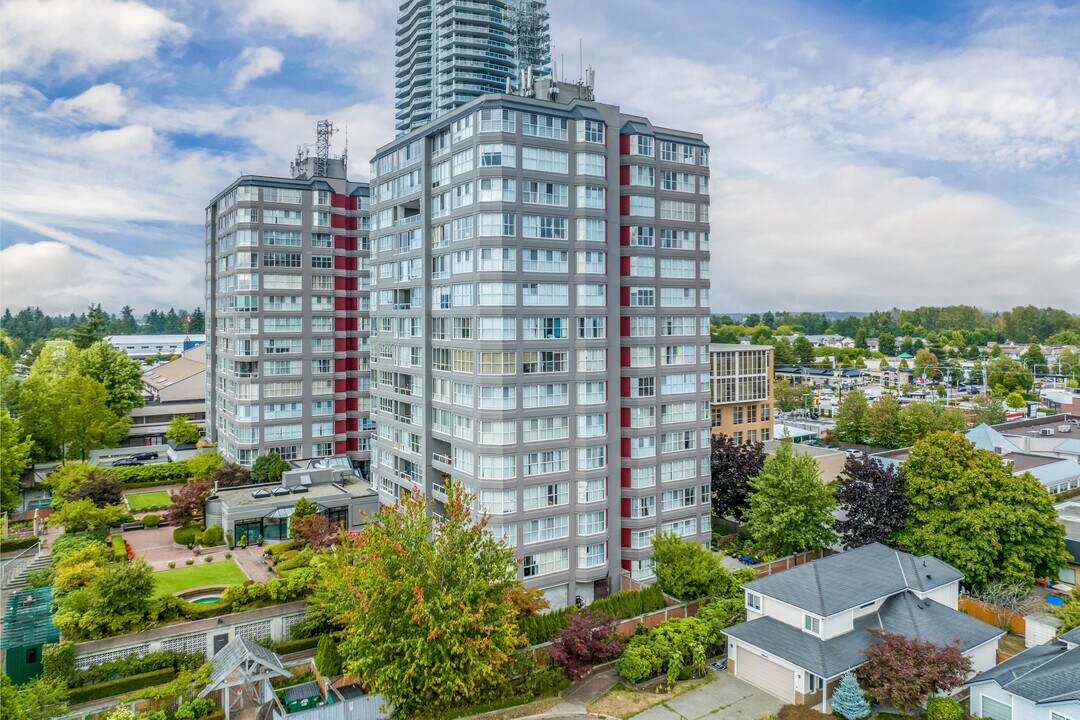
xmin=251 ymin=451 xmax=290 ymax=483
xmin=79 ymin=341 xmax=144 ymax=414
xmin=1 ymin=410 xmax=33 ymax=514
xmin=771 ymin=337 xmax=796 ymax=366
xmin=745 ymin=441 xmax=837 ymax=557
xmin=897 ymin=402 xmax=966 ymax=447
xmin=1020 ymin=343 xmax=1045 ymax=373
xmin=186 ymin=451 xmax=222 ymax=480
xmin=52 ymin=558 xmax=156 ymax=640
xmin=310 ymin=484 xmax=526 ymax=717
xmin=652 ymin=533 xmax=734 ymax=601
xmin=899 ymin=432 xmax=1070 ymax=589
xmin=853 ymin=328 xmax=868 ymax=350
xmin=913 ymin=348 xmax=939 ymax=380
xmin=867 ymin=393 xmax=902 ymax=448
xmin=1005 ymin=391 xmax=1026 ymax=409
xmin=0 ymin=675 xmax=69 ymax=720
xmin=877 ymin=332 xmax=896 ymax=355
xmin=834 ymin=389 xmax=870 ymax=444
xmin=315 ymin=635 xmax=343 ymax=677
xmin=45 ymin=461 xmax=100 ymax=500
xmin=70 ymin=305 xmax=110 ymax=349
xmin=987 ymin=358 xmax=1034 ymax=393
xmin=18 ymin=374 xmax=129 ymax=461
xmin=793 ymin=336 xmax=816 ymax=364
xmin=831 ymin=672 xmax=870 ymax=720
xmin=969 ymin=394 xmax=1007 ymax=426
xmin=48 ymin=499 xmax=127 ymax=534
xmin=165 ymin=416 xmax=201 ymax=445
xmin=773 ymin=379 xmax=812 ymax=413
xmin=290 ymin=497 xmax=318 ymax=537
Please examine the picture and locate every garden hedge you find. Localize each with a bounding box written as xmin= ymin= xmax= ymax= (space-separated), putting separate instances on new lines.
xmin=141 ymin=514 xmax=162 ymax=527
xmin=0 ymin=536 xmax=39 ymax=553
xmin=67 ymin=668 xmax=175 ymax=704
xmin=102 ymin=461 xmax=192 ymax=484
xmin=111 ymin=535 xmax=126 ymax=562
xmin=270 ymin=636 xmax=321 ymax=654
xmin=173 ymin=523 xmax=202 ymax=546
xmin=522 ymin=585 xmax=669 ymax=645
xmin=73 ymin=649 xmax=202 ymax=687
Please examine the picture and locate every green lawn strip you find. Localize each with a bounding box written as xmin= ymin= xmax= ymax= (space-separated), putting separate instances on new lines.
xmin=153 ymin=560 xmax=248 ymax=597
xmin=127 ymin=491 xmax=173 ymax=511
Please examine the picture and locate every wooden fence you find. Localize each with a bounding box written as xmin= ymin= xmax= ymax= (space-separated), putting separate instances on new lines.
xmin=958 ymin=595 xmax=1025 ymax=634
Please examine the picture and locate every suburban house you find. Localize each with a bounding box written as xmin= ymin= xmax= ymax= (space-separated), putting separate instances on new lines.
xmin=723 ymin=543 xmax=1003 ymax=709
xmin=967 ymin=625 xmax=1080 ymax=720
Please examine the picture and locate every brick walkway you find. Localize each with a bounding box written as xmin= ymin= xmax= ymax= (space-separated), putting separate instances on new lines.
xmin=231 ymin=545 xmax=274 ymax=583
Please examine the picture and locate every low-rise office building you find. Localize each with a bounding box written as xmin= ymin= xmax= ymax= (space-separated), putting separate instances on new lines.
xmin=106 ymin=334 xmax=206 ymax=360
xmin=125 ymin=345 xmax=207 ymax=447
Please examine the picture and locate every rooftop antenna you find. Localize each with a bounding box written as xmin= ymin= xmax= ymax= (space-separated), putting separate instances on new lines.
xmin=343 ymin=123 xmax=349 ymax=171
xmin=314 ymin=119 xmax=335 ymax=178
xmin=579 ymin=38 xmax=583 ymax=83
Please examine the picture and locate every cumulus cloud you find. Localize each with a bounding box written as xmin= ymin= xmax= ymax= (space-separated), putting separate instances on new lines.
xmin=229 ymin=0 xmax=393 ymax=43
xmin=49 ymin=83 xmax=128 ymax=124
xmin=1 ymin=0 xmax=188 ymax=78
xmin=230 ymin=47 xmax=285 ymax=92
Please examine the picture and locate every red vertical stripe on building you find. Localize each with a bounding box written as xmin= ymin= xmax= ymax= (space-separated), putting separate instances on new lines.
xmin=619 ymin=165 xmax=630 ymax=184
xmin=620 ymin=135 xmax=630 ymax=154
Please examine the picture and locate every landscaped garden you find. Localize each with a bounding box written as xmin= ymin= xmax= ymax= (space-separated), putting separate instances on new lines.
xmin=126 ymin=491 xmax=172 ymax=512
xmin=153 ymin=559 xmax=248 ymax=598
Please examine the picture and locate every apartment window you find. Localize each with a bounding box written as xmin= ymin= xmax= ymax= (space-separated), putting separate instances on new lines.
xmin=431 ymin=160 xmax=450 ymax=188
xmin=522 ymin=181 xmax=568 ymax=206
xmin=661 ymin=287 xmax=696 ymax=307
xmin=625 ymin=166 xmax=656 ymax=191
xmin=630 ymin=226 xmax=655 ymax=246
xmin=263 ymin=230 xmax=301 ymax=246
xmin=452 ymin=349 xmax=475 ymax=373
xmin=631 ymin=528 xmax=656 ymax=549
xmin=577 ymin=316 xmax=606 ymax=339
xmin=477 ymin=212 xmax=515 ymax=237
xmin=630 ymin=467 xmax=656 ymax=489
xmin=578 ymin=510 xmax=606 ymax=536
xmin=522 ymin=215 xmax=568 ymax=240
xmin=523 ymin=383 xmax=569 ymax=408
xmin=661 ymin=458 xmax=697 ymax=483
xmin=522 ymin=147 xmax=569 ymax=173
xmin=478 ymin=455 xmax=516 ymax=480
xmin=523 ymin=316 xmax=567 ymax=340
xmin=264 ymin=209 xmax=301 ymax=225
xmin=662 ymin=517 xmax=698 ymax=538
xmin=577 ymin=217 xmax=606 ymax=242
xmin=631 ymin=377 xmax=656 ymax=398
xmin=630 ymin=436 xmax=656 ymax=459
xmin=662 ymin=171 xmax=696 ymax=193
xmin=451 ymin=115 xmax=474 ymax=142
xmin=263 ymin=402 xmax=301 ymax=420
xmin=479 ymin=352 xmax=515 ymax=375
xmin=577 ymin=478 xmax=606 ymax=503
xmin=477 ymin=143 xmax=516 ymax=167
xmin=523 ymin=249 xmax=568 ymax=272
xmin=479 ymin=420 xmax=517 ymax=445
xmin=576 ymin=152 xmax=605 ymax=177
xmin=577 ymin=445 xmax=607 ymax=470
xmin=522 ymin=113 xmax=568 ymax=140
xmin=631 ymin=496 xmax=655 ymax=518
xmin=577 ymin=120 xmax=605 ymax=144
xmin=479 ymin=317 xmax=516 ymax=340
xmin=478 ymin=177 xmax=516 ymax=202
xmin=311 ymin=254 xmax=333 ymax=269
xmin=523 ymin=481 xmax=569 ymax=508
xmin=661 ymin=141 xmax=695 ymax=164
xmin=576 ymin=283 xmax=606 ymax=306
xmin=631 ymin=347 xmax=656 ymax=368
xmin=523 ymin=416 xmax=570 ymax=442
xmin=453 ymin=317 xmax=472 ymax=339
xmin=479 ymin=108 xmax=515 ymax=133
xmin=631 ymin=135 xmax=654 ymax=156
xmin=478 ymin=386 xmax=515 ymax=410
xmin=523 ymin=350 xmax=568 ymax=374
xmin=630 ymin=317 xmax=656 ymax=337
xmin=522 ymin=282 xmax=569 ymax=306
xmin=478 ymin=282 xmax=516 ymax=306
xmin=629 ymin=256 xmax=655 ymax=277
xmin=311 ymin=358 xmax=333 ymax=374
xmin=745 ymin=592 xmax=762 ymax=613
xmin=631 ymin=406 xmax=656 ymax=428
xmin=452 ymin=181 xmax=474 ymax=208
xmin=661 ymin=200 xmax=697 ymax=222
xmin=577 ymin=414 xmax=607 ymax=438
xmin=629 ymin=287 xmax=655 ymax=307
xmin=576 ymin=349 xmax=606 ymax=372
xmin=661 ymin=373 xmax=696 ymax=395
xmin=576 ymin=251 xmax=606 ymax=274
xmin=451 ymin=149 xmax=473 ymax=175
xmin=523 ymin=548 xmax=569 ymax=578
xmin=628 ymin=196 xmax=655 ymax=217
xmin=523 ymin=515 xmax=569 ymax=545
xmin=263 ymin=252 xmax=299 ymax=268
xmin=662 ymin=487 xmax=696 ymax=511
xmin=478 ymin=247 xmax=516 ymax=271
xmin=577 ymin=381 xmax=606 ymax=405
xmin=576 ymin=185 xmax=606 ymax=209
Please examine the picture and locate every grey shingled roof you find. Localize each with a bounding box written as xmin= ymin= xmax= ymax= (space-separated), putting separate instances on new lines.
xmin=743 ymin=543 xmax=963 ymax=616
xmin=969 ymin=642 xmax=1080 ymax=703
xmin=724 ymin=592 xmax=1002 ymax=680
xmin=1060 ymin=626 xmax=1080 ymax=646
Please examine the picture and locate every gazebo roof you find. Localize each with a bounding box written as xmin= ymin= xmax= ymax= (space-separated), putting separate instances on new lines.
xmin=1 ymin=587 xmax=59 ymax=649
xmin=201 ymin=636 xmax=291 ymax=694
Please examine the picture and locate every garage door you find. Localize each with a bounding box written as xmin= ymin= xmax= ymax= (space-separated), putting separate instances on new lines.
xmin=735 ymin=648 xmax=795 ymax=702
xmin=981 ymin=696 xmax=1011 ymax=720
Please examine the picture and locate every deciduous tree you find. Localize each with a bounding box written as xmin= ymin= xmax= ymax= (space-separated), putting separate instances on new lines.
xmin=745 ymin=441 xmax=836 ymax=557
xmin=68 ymin=473 xmax=124 ymax=507
xmin=866 ymin=393 xmax=902 ymax=448
xmin=652 ymin=532 xmax=755 ymax=602
xmin=165 ymin=416 xmax=201 ymax=445
xmin=309 ymin=485 xmax=527 ymax=717
xmin=251 ymin=451 xmax=290 ymax=483
xmin=291 ymin=513 xmax=335 ymax=550
xmin=48 ymin=500 xmax=126 ymax=534
xmin=833 ymin=389 xmax=870 ymax=444
xmin=52 ymin=558 xmax=156 ymax=640
xmin=165 ymin=482 xmax=211 ymax=524
xmin=547 ymin=610 xmax=624 ymax=680
xmin=834 ymin=456 xmax=907 ymax=549
xmin=710 ymin=434 xmax=765 ymax=520
xmin=971 ymin=581 xmax=1041 ymax=630
xmin=969 ymin=393 xmax=1007 ymax=426
xmin=1 ymin=410 xmax=32 ymax=514
xmin=209 ymin=463 xmax=250 ymax=488
xmin=897 ymin=401 xmax=966 ymax=447
xmin=857 ymin=629 xmax=971 ymax=711
xmin=1006 ymin=391 xmax=1026 ymax=409
xmin=79 ymin=341 xmax=144 ymax=414
xmin=899 ymin=432 xmax=1070 ymax=589
xmin=773 ymin=379 xmax=812 ymax=413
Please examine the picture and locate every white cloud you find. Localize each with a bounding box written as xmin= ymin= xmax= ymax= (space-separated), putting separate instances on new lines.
xmin=230 ymin=0 xmax=393 ymax=43
xmin=49 ymin=83 xmax=128 ymax=123
xmin=1 ymin=0 xmax=189 ymax=78
xmin=0 ymin=218 xmax=204 ymax=314
xmin=710 ymin=166 xmax=1080 ymax=311
xmin=230 ymin=47 xmax=285 ymax=92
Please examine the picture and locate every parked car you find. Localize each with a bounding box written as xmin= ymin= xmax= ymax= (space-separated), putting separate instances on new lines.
xmin=131 ymin=451 xmax=159 ymax=461
xmin=112 ymin=457 xmax=144 ymax=466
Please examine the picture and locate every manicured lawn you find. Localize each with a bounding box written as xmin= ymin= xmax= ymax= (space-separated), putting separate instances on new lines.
xmin=153 ymin=559 xmax=248 ymax=597
xmin=127 ymin=491 xmax=172 ymax=511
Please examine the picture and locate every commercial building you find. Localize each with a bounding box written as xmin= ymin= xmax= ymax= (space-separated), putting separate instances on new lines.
xmin=395 ymin=0 xmax=551 ymax=134
xmin=204 ymin=148 xmax=372 ymax=473
xmin=368 ymin=76 xmax=712 ymax=607
xmin=710 ymin=343 xmax=773 ymax=444
xmin=105 ymin=334 xmax=206 ymax=360
xmin=124 ymin=344 xmax=207 ymax=447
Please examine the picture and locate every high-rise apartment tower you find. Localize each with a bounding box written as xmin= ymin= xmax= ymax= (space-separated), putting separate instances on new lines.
xmin=205 ymin=141 xmax=373 ymax=473
xmin=369 ymin=79 xmax=712 ymax=607
xmin=395 ymin=0 xmax=551 ymax=135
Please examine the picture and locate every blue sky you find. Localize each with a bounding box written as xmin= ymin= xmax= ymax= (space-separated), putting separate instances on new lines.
xmin=1 ymin=0 xmax=1077 ymax=315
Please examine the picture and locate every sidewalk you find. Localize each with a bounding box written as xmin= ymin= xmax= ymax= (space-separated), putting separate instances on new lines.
xmin=543 ymin=666 xmax=620 ymax=717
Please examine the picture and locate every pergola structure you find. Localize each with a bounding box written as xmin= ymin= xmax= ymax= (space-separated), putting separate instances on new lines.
xmin=199 ymin=637 xmax=291 ymax=720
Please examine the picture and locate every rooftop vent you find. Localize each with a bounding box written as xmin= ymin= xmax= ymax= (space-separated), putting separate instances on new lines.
xmin=1041 ymin=428 xmax=1055 ymax=437
xmin=1060 ymin=425 xmax=1073 ymax=433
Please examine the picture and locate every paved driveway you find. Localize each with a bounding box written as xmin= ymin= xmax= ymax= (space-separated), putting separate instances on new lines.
xmin=629 ymin=671 xmax=783 ymax=720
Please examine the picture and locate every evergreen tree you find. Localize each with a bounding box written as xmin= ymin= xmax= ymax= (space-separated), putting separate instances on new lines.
xmin=70 ymin=305 xmax=109 ymax=349
xmin=793 ymin=336 xmax=816 ymax=364
xmin=315 ymin=635 xmax=343 ymax=677
xmin=832 ymin=672 xmax=870 ymax=720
